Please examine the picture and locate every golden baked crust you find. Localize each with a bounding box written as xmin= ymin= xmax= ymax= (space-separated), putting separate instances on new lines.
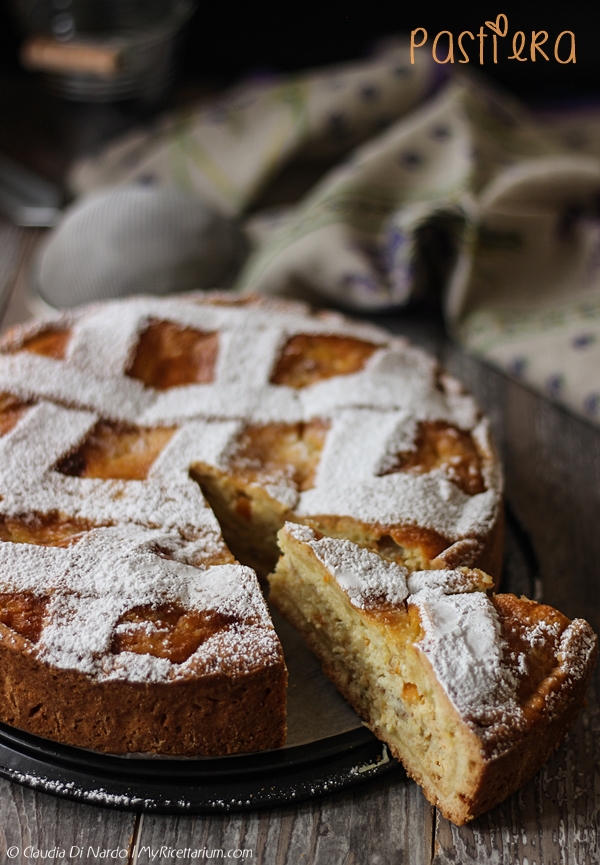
xmin=0 ymin=522 xmax=286 ymax=755
xmin=0 ymin=617 xmax=286 ymax=755
xmin=0 ymin=291 xmax=548 ymax=801
xmin=270 ymin=523 xmax=597 ymax=824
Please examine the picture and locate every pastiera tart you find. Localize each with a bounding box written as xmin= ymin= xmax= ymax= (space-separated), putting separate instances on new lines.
xmin=0 ymin=292 xmax=594 ymax=822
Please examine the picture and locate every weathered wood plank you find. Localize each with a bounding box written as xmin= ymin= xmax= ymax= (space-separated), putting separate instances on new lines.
xmin=0 ymin=227 xmax=46 ymax=331
xmin=133 ymin=773 xmax=434 ymax=865
xmin=0 ymin=777 xmax=137 ymax=863
xmin=442 ymin=344 xmax=600 ymax=630
xmin=433 ymin=675 xmax=600 ymax=865
xmin=0 ymin=219 xmax=30 ymax=324
xmin=432 ymin=342 xmax=600 ymax=864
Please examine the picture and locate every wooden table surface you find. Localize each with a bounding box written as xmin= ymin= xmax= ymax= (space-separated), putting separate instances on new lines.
xmin=0 ymin=200 xmax=599 ymax=864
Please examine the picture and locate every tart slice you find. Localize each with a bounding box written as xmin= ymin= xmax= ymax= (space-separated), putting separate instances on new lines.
xmin=270 ymin=523 xmax=597 ymax=824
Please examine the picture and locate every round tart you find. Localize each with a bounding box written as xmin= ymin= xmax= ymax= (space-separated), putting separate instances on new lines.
xmin=0 ymin=293 xmax=593 ymax=824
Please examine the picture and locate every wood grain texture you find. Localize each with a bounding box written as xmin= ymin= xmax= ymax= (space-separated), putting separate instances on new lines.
xmin=435 ymin=341 xmax=600 ymax=865
xmin=133 ymin=773 xmax=434 ymax=865
xmin=0 ymin=227 xmax=45 ymax=331
xmin=0 ymin=219 xmax=29 ymax=323
xmin=433 ymin=690 xmax=600 ymax=865
xmin=0 ymin=776 xmax=136 ymax=863
xmin=442 ymin=344 xmax=600 ymax=631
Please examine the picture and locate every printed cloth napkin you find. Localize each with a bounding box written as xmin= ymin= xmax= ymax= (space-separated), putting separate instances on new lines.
xmin=69 ymin=44 xmax=600 ymax=428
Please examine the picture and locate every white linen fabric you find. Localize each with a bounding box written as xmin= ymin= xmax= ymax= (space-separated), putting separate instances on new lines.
xmin=69 ymin=43 xmax=600 ymax=427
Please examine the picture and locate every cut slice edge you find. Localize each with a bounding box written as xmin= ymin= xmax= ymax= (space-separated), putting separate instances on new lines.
xmin=269 ymin=522 xmax=598 ymax=824
xmin=189 ymin=459 xmax=505 ymax=583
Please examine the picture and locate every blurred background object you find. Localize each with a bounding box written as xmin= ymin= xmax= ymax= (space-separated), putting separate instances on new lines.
xmin=31 ymin=185 xmax=247 ymax=311
xmin=0 ymin=152 xmax=63 ymax=225
xmin=3 ymin=3 xmax=600 ymax=102
xmin=1 ymin=4 xmax=599 ymax=180
xmin=1 ymin=1 xmax=600 ymax=427
xmin=10 ymin=0 xmax=195 ymax=104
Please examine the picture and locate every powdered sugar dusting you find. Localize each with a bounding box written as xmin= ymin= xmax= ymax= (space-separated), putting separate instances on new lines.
xmin=68 ymin=303 xmax=147 ymax=380
xmin=285 ymin=523 xmax=409 ymax=609
xmin=406 ymin=568 xmax=490 ymax=595
xmin=280 ymin=525 xmax=596 ymax=755
xmin=297 ymin=407 xmax=498 ymax=538
xmin=0 ymin=402 xmax=96 ymax=489
xmin=412 ymin=590 xmax=521 ymax=739
xmin=0 ymin=293 xmax=501 ymax=543
xmin=0 ymin=524 xmax=279 ymax=682
xmin=0 ymin=293 xmax=502 ymax=687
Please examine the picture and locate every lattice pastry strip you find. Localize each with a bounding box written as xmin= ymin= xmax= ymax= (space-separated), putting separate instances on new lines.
xmin=0 ymin=524 xmax=278 ymax=681
xmin=0 ymin=291 xmax=595 ymax=812
xmin=0 ymin=402 xmax=226 ymax=565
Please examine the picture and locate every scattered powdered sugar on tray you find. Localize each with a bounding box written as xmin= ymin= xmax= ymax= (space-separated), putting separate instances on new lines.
xmin=2 ymin=735 xmax=393 ymax=811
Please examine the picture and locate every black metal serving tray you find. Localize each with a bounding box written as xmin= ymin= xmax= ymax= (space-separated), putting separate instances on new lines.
xmin=0 ymin=722 xmax=397 ymax=813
